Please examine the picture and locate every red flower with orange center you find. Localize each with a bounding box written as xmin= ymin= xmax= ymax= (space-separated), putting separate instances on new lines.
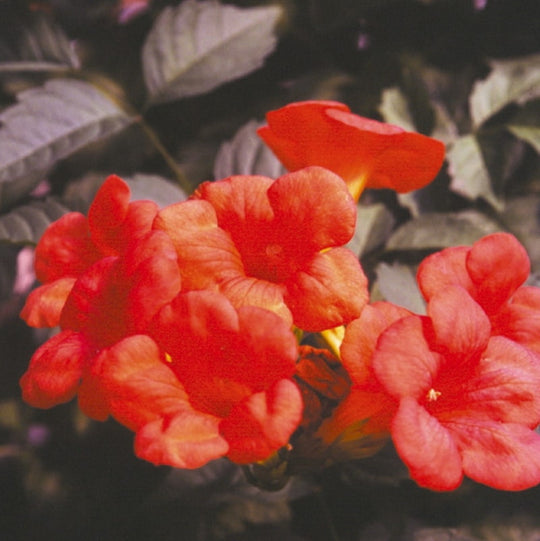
xmin=373 ymin=285 xmax=540 ymax=491
xmin=21 ymin=175 xmax=159 ymax=328
xmin=116 ymin=291 xmax=302 ymax=467
xmin=257 ymin=100 xmax=445 ymax=200
xmin=20 ymin=176 xmax=177 ymax=420
xmin=188 ymin=166 xmax=369 ymax=331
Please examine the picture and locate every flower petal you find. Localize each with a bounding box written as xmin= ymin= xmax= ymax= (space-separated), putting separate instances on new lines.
xmin=219 ymin=275 xmax=291 ymax=325
xmin=416 ymin=245 xmax=473 ymax=301
xmin=452 ymin=419 xmax=540 ymax=490
xmin=457 ymin=336 xmax=540 ymax=426
xmin=20 ymin=277 xmax=76 ymax=327
xmin=341 ymin=302 xmax=412 ymax=386
xmin=88 ymin=175 xmax=158 ymax=255
xmin=466 ymin=233 xmax=530 ymax=314
xmin=98 ymin=334 xmax=190 ymax=431
xmin=427 ymin=285 xmax=491 ymax=359
xmin=285 ymin=248 xmax=368 ymax=331
xmin=373 ymin=315 xmax=441 ymax=399
xmin=317 ymin=387 xmax=395 ymax=447
xmin=33 ymin=212 xmax=100 ymax=282
xmin=221 ymin=378 xmax=303 ymax=463
xmin=135 ymin=411 xmax=228 ymax=469
xmin=493 ymin=286 xmax=540 ymax=354
xmin=392 ymin=397 xmax=463 ymax=491
xmin=331 ymin=106 xmax=445 ymax=193
xmin=267 ymin=166 xmax=357 ymax=251
xmin=20 ymin=330 xmax=86 ymax=408
xmin=154 ymin=199 xmax=242 ymax=290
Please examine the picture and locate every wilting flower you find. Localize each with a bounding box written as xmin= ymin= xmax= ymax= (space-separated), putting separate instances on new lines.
xmin=20 ymin=229 xmax=181 ymax=420
xmin=128 ymin=290 xmax=303 ymax=466
xmin=157 ymin=166 xmax=368 ymax=331
xmin=417 ymin=232 xmax=540 ymax=355
xmin=372 ymin=284 xmax=540 ymax=491
xmin=257 ymin=100 xmax=445 ymax=200
xmin=21 ymin=175 xmax=159 ymax=328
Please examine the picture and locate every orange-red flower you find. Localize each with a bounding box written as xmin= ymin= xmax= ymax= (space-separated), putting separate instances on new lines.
xmin=21 ymin=175 xmax=159 ymax=328
xmin=373 ymin=285 xmax=540 ymax=491
xmin=257 ymin=100 xmax=445 ymax=200
xmin=132 ymin=290 xmax=303 ymax=465
xmin=316 ymin=302 xmax=411 ymax=459
xmin=20 ymin=228 xmax=181 ymax=420
xmin=187 ymin=166 xmax=369 ymax=331
xmin=417 ymin=232 xmax=540 ymax=355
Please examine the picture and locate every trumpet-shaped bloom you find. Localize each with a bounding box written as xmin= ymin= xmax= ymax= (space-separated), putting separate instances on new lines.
xmin=187 ymin=167 xmax=368 ymax=331
xmin=20 ymin=229 xmax=181 ymax=420
xmin=373 ymin=285 xmax=540 ymax=491
xmin=316 ymin=302 xmax=411 ymax=458
xmin=417 ymin=232 xmax=540 ymax=355
xmin=21 ymin=175 xmax=159 ymax=328
xmin=257 ymin=100 xmax=445 ymax=200
xmin=144 ymin=290 xmax=303 ymax=465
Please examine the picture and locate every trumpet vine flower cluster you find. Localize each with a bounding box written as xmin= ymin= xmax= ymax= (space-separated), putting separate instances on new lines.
xmin=20 ymin=101 xmax=540 ymax=492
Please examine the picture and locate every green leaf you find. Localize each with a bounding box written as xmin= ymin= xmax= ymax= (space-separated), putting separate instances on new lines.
xmin=506 ymin=99 xmax=540 ymax=153
xmin=348 ymin=203 xmax=395 ymax=257
xmin=508 ymin=125 xmax=540 ymax=153
xmin=0 ymin=198 xmax=69 ymax=245
xmin=386 ymin=210 xmax=501 ymax=251
xmin=213 ymin=120 xmax=285 ymax=180
xmin=469 ymin=53 xmax=540 ymax=128
xmin=124 ymin=174 xmax=187 ymax=207
xmin=0 ymin=14 xmax=79 ymax=73
xmin=447 ymin=134 xmax=503 ymax=210
xmin=142 ymin=0 xmax=282 ymax=105
xmin=0 ymin=79 xmax=134 ymax=211
xmin=378 ymin=87 xmax=416 ymax=131
xmin=374 ymin=262 xmax=425 ymax=314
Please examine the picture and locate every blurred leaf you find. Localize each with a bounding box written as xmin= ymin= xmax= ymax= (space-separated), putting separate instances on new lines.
xmin=374 ymin=262 xmax=425 ymax=314
xmin=506 ymin=99 xmax=540 ymax=153
xmin=142 ymin=0 xmax=282 ymax=105
xmin=469 ymin=53 xmax=540 ymax=128
xmin=386 ymin=210 xmax=501 ymax=251
xmin=0 ymin=197 xmax=69 ymax=245
xmin=348 ymin=202 xmax=395 ymax=257
xmin=500 ymin=195 xmax=540 ymax=273
xmin=0 ymin=79 xmax=134 ymax=211
xmin=124 ymin=173 xmax=187 ymax=206
xmin=0 ymin=14 xmax=79 ymax=73
xmin=447 ymin=134 xmax=502 ymax=210
xmin=466 ymin=514 xmax=540 ymax=541
xmin=213 ymin=119 xmax=286 ymax=180
xmin=378 ymin=87 xmax=416 ymax=131
xmin=508 ymin=125 xmax=540 ymax=153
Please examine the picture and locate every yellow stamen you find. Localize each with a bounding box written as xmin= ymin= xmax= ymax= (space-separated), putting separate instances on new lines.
xmin=426 ymin=388 xmax=441 ymax=402
xmin=320 ymin=326 xmax=345 ymax=358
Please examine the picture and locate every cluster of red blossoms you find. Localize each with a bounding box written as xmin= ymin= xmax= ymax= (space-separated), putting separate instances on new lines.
xmin=20 ymin=101 xmax=540 ymax=492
